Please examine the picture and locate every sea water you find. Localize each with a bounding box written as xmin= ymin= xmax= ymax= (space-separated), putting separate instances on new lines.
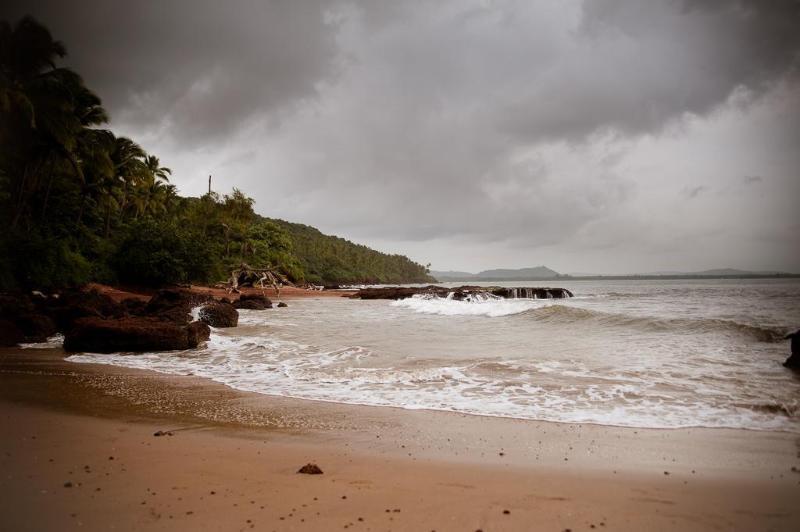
xmin=67 ymin=279 xmax=800 ymax=432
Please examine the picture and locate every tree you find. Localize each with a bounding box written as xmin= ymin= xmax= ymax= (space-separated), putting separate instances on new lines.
xmin=0 ymin=17 xmax=107 ymax=229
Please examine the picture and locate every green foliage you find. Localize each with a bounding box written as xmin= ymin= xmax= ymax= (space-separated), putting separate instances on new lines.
xmin=0 ymin=230 xmax=91 ymax=290
xmin=0 ymin=16 xmax=433 ymax=290
xmin=269 ymin=219 xmax=434 ymax=285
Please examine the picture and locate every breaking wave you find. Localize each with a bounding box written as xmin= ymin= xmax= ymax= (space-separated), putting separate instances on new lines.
xmin=518 ymin=305 xmax=785 ymax=342
xmin=393 ymin=296 xmax=784 ymax=342
xmin=67 ymin=328 xmax=799 ymax=432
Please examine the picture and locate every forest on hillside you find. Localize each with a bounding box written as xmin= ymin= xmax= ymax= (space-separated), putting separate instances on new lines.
xmin=0 ymin=17 xmax=433 ymax=290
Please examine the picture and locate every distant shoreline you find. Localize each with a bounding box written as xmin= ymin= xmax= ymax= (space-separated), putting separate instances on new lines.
xmin=434 ymin=273 xmax=800 ymax=282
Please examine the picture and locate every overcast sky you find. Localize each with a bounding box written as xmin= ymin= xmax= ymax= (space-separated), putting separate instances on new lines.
xmin=6 ymin=0 xmax=800 ymax=273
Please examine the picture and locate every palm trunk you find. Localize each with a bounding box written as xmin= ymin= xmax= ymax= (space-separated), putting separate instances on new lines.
xmin=40 ymin=160 xmax=56 ymax=220
xmin=104 ymin=204 xmax=112 ymax=237
xmin=11 ymin=164 xmax=31 ymax=229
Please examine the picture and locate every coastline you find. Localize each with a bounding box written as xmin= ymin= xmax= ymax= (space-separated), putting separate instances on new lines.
xmin=2 ymin=345 xmax=799 ymax=531
xmin=83 ymin=282 xmax=356 ymax=303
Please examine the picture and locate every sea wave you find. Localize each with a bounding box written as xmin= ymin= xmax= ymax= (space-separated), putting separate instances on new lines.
xmin=66 ymin=325 xmax=800 ymax=433
xmin=19 ymin=334 xmax=64 ymax=349
xmin=518 ymin=305 xmax=785 ymax=342
xmin=391 ymin=296 xmax=547 ymax=317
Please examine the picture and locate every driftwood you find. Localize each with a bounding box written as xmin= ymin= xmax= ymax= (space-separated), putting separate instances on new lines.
xmin=227 ymin=263 xmax=293 ymax=297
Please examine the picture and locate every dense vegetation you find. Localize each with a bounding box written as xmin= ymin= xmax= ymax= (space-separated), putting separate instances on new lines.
xmin=268 ymin=219 xmax=433 ymax=285
xmin=0 ymin=17 xmax=433 ymax=290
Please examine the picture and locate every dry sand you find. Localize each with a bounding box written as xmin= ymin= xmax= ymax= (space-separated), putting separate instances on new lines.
xmin=1 ymin=345 xmax=799 ymax=531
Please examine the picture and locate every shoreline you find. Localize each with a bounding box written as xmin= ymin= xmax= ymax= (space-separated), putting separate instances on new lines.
xmin=2 ymin=346 xmax=799 ymax=530
xmin=84 ymin=282 xmax=356 ymax=302
xmin=58 ymin=351 xmax=800 ymax=436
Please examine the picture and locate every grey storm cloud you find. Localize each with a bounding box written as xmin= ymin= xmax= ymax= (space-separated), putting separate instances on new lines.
xmin=4 ymin=0 xmax=341 ymax=146
xmin=3 ymin=0 xmax=799 ymax=272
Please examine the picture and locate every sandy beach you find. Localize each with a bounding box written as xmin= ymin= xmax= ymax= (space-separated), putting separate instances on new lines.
xmin=1 ymin=336 xmax=799 ymax=532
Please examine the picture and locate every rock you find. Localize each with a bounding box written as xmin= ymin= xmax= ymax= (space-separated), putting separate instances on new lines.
xmin=785 ymin=330 xmax=800 ymax=370
xmin=277 ymin=302 xmax=288 ymax=308
xmin=198 ymin=301 xmax=239 ymax=328
xmin=187 ymin=321 xmax=211 ymax=345
xmin=0 ymin=293 xmax=57 ymax=342
xmin=0 ymin=293 xmax=36 ymax=315
xmin=354 ymin=286 xmax=446 ymax=300
xmin=0 ymin=319 xmax=25 ymax=347
xmin=353 ymin=285 xmax=574 ymax=300
xmin=153 ymin=430 xmax=173 ymax=437
xmin=297 ymin=463 xmax=323 ymax=475
xmin=14 ymin=313 xmax=57 ymax=342
xmin=144 ymin=289 xmax=213 ymax=324
xmin=64 ymin=316 xmax=210 ymax=353
xmin=234 ymin=293 xmax=272 ymax=310
xmin=120 ymin=298 xmax=148 ymax=315
xmin=49 ymin=289 xmax=125 ymax=331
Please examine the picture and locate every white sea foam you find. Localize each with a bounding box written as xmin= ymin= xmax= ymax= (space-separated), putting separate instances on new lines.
xmin=67 ymin=332 xmax=800 ymax=432
xmin=65 ymin=280 xmax=800 ymax=433
xmin=19 ymin=334 xmax=64 ymax=349
xmin=391 ymin=294 xmax=552 ymax=317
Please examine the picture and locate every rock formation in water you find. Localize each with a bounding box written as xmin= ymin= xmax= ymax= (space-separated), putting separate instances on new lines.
xmin=234 ymin=293 xmax=273 ymax=310
xmin=198 ymin=300 xmax=239 ymax=328
xmin=352 ymin=285 xmax=573 ymax=300
xmin=785 ymin=330 xmax=800 ymax=370
xmin=64 ymin=316 xmax=210 ymax=353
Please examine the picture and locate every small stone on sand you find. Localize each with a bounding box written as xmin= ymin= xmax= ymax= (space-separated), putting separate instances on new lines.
xmin=298 ymin=463 xmax=323 ymax=475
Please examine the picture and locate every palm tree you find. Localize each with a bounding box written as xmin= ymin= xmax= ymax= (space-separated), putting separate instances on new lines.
xmin=0 ymin=16 xmax=108 ymax=228
xmin=144 ymin=155 xmax=171 ymax=183
xmin=110 ymin=136 xmax=146 ymax=225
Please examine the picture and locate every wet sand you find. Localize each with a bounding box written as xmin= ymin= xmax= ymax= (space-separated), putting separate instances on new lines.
xmin=1 ymin=347 xmax=799 ymax=531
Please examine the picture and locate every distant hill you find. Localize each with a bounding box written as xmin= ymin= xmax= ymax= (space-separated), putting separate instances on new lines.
xmin=431 ymin=265 xmax=561 ymax=282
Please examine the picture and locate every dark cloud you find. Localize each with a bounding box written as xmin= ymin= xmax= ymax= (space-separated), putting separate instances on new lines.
xmin=500 ymin=0 xmax=800 ymax=142
xmin=3 ymin=0 xmax=340 ymax=147
xmin=2 ymin=0 xmax=798 ymax=271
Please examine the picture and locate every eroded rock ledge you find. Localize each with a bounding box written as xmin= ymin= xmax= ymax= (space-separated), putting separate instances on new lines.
xmin=352 ymin=285 xmax=573 ymax=300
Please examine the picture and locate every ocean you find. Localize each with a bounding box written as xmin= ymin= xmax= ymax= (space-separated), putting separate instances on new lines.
xmin=67 ymin=279 xmax=800 ymax=432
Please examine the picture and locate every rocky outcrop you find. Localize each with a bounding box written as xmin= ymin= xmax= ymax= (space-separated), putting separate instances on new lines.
xmin=0 ymin=292 xmax=58 ymax=343
xmin=64 ymin=316 xmax=210 ymax=353
xmin=488 ymin=287 xmax=574 ymax=299
xmin=187 ymin=320 xmax=211 ymax=345
xmin=353 ymin=286 xmax=446 ymax=300
xmin=49 ymin=289 xmax=126 ymax=331
xmin=785 ymin=330 xmax=799 ymax=370
xmin=14 ymin=313 xmax=57 ymax=342
xmin=198 ymin=301 xmax=239 ymax=328
xmin=352 ymin=285 xmax=573 ymax=300
xmin=143 ymin=289 xmax=214 ymax=324
xmin=234 ymin=294 xmax=272 ymax=310
xmin=0 ymin=319 xmax=25 ymax=346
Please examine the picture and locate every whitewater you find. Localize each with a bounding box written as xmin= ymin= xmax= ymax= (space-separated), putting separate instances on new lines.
xmin=68 ymin=279 xmax=800 ymax=432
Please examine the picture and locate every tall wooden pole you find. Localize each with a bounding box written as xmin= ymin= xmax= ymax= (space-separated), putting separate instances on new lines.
xmin=208 ymin=175 xmax=211 ymax=194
